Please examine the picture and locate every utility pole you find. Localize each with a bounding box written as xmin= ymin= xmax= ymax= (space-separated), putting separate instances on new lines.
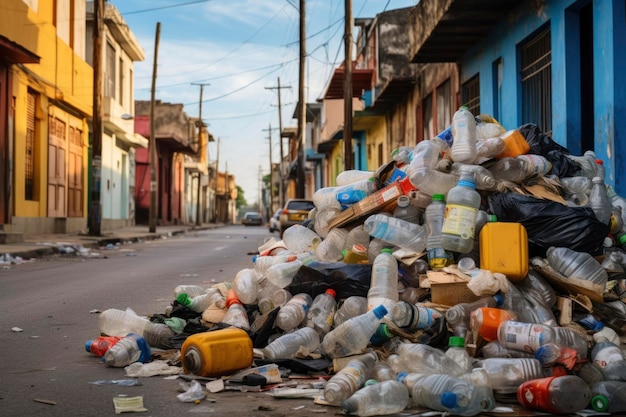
xmin=296 ymin=0 xmax=306 ymax=198
xmin=88 ymin=0 xmax=104 ymax=236
xmin=149 ymin=22 xmax=161 ymax=233
xmin=265 ymin=78 xmax=291 ymax=208
xmin=192 ymin=82 xmax=209 ymax=227
xmin=343 ymin=0 xmax=354 ymax=170
xmin=212 ymin=138 xmax=220 ymax=223
xmin=262 ymin=124 xmax=279 ymax=215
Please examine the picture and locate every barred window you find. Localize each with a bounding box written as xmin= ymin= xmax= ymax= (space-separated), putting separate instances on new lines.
xmin=521 ymin=26 xmax=552 ymax=136
xmin=25 ymin=90 xmax=37 ymax=200
xmin=462 ymin=75 xmax=480 ymax=116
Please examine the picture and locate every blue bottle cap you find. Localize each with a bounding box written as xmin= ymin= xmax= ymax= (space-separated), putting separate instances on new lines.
xmin=397 ymin=372 xmax=408 ymax=382
xmin=372 ymin=305 xmax=388 ymax=319
xmin=493 ymin=293 xmax=504 ymax=306
xmin=440 ymin=392 xmax=459 ymax=409
xmin=85 ymin=340 xmax=93 ymax=353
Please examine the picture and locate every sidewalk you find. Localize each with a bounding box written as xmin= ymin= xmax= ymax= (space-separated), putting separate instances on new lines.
xmin=0 ymin=223 xmax=223 ymax=260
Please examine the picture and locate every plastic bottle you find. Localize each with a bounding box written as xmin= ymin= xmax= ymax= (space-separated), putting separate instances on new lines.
xmin=450 ymin=107 xmax=477 ymax=163
xmin=173 ymin=284 xmax=207 ymax=299
xmin=221 ymin=294 xmax=250 ymax=330
xmin=321 ymin=305 xmax=388 ymax=358
xmin=344 ymin=225 xmax=371 ymax=252
xmin=394 ymin=343 xmax=465 ymax=376
xmin=590 ymin=380 xmax=626 ymax=413
xmin=516 ymin=269 xmax=557 ymax=308
xmin=181 ymin=328 xmax=254 ymax=377
xmin=343 ymin=243 xmax=369 ymax=264
xmin=450 ymin=162 xmax=498 ymax=191
xmin=412 ymin=373 xmax=494 ymax=416
xmin=367 ymin=249 xmax=399 ymax=312
xmin=546 ymin=246 xmax=608 ymax=286
xmin=184 ymin=287 xmax=225 ymax=313
xmin=553 ymin=326 xmax=589 ymax=359
xmin=367 ymin=237 xmax=386 ymax=263
xmin=497 ymin=321 xmax=557 ymax=353
xmin=481 ymin=341 xmax=535 ymax=359
xmin=315 ymin=228 xmax=348 ymax=262
xmin=568 ymin=150 xmax=598 ymax=178
xmin=407 ymin=138 xmax=449 ymax=172
xmin=490 ymin=155 xmax=551 ymax=183
xmin=440 ymin=173 xmax=480 ymax=254
xmin=499 ymin=284 xmax=541 ymax=325
xmin=364 ymin=214 xmax=426 ymax=253
xmin=445 ymin=336 xmax=473 ymax=374
xmin=103 ymin=333 xmax=151 ymax=368
xmin=306 ymin=288 xmax=337 ymax=337
xmin=340 ymin=380 xmax=409 ymax=417
xmin=470 ymin=307 xmax=519 ymax=342
xmin=85 ymin=336 xmax=122 ymax=357
xmin=275 ymin=293 xmax=313 ymax=332
xmin=232 ymin=268 xmax=259 ymax=305
xmin=397 ymin=372 xmax=429 ymax=392
xmin=336 ymin=169 xmax=375 ymax=186
xmin=589 ymin=176 xmax=612 ymax=225
xmin=282 ymin=224 xmax=321 ymax=253
xmin=333 ymin=296 xmax=368 ymax=328
xmin=144 ymin=322 xmax=176 ymax=349
xmin=262 ymin=326 xmax=320 ymax=360
xmin=407 ymin=167 xmax=459 ymax=196
xmin=98 ymin=308 xmax=155 ymax=339
xmin=253 ymin=254 xmax=297 ymax=277
xmin=475 ymin=137 xmax=505 ymax=161
xmin=591 ymin=340 xmax=626 ymax=381
xmin=444 ymin=294 xmax=503 ymax=337
xmin=424 ymin=194 xmax=453 ymax=269
xmin=477 ymin=357 xmax=543 ymax=394
xmin=593 ymin=325 xmax=621 ymax=345
xmin=313 ymin=206 xmax=342 ymax=238
xmin=323 ymin=351 xmax=377 ymax=405
xmin=497 ymin=129 xmax=530 ymax=158
xmin=517 ymin=375 xmax=592 ymax=414
xmin=335 ymin=177 xmax=378 ymax=209
xmin=393 ymin=195 xmax=420 ymax=224
xmin=265 ymin=259 xmax=303 ymax=288
xmin=390 ymin=301 xmax=442 ymax=331
xmin=372 ymin=362 xmax=397 ymax=382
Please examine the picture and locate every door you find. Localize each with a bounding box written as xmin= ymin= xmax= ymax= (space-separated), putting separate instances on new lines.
xmin=48 ymin=116 xmax=66 ymax=217
xmin=67 ymin=125 xmax=83 ymax=217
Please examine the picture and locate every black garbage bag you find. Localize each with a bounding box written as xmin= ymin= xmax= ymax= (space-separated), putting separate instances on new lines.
xmin=518 ymin=123 xmax=580 ymax=177
xmin=285 ymin=261 xmax=372 ymax=300
xmin=488 ymin=192 xmax=610 ymax=257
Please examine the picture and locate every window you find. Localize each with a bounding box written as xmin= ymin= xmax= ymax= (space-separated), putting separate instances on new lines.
xmin=462 ymin=75 xmax=480 ymax=116
xmin=422 ymin=93 xmax=433 ymax=139
xmin=25 ymin=90 xmax=37 ymax=201
xmin=105 ymin=41 xmax=116 ymax=98
xmin=521 ymin=26 xmax=552 ymax=136
xmin=436 ymin=79 xmax=452 ymax=132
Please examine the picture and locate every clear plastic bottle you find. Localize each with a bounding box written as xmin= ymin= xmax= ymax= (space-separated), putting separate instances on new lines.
xmin=553 ymin=326 xmax=589 ymax=359
xmin=340 ymin=380 xmax=409 ymax=417
xmin=85 ymin=336 xmax=122 ymax=357
xmin=262 ymin=327 xmax=320 ymax=360
xmin=407 ymin=137 xmax=449 ymax=172
xmin=450 ymin=162 xmax=497 ymax=191
xmin=445 ymin=336 xmax=473 ymax=374
xmin=333 ymin=296 xmax=368 ymax=328
xmin=256 ymin=276 xmax=289 ymax=314
xmin=589 ymin=176 xmax=612 ymax=225
xmin=391 ymin=146 xmax=413 ymax=165
xmin=517 ymin=375 xmax=591 ymax=414
xmin=590 ymin=380 xmax=626 ymax=413
xmin=477 ymin=357 xmax=543 ymax=394
xmin=475 ymin=137 xmax=505 ymax=160
xmin=315 ymin=228 xmax=348 ymax=262
xmin=313 ymin=206 xmax=342 ymax=238
xmin=424 ymin=194 xmax=453 ymax=269
xmin=282 ymin=224 xmax=321 ymax=253
xmin=275 ymin=293 xmax=313 ymax=332
xmin=98 ymin=308 xmax=155 ymax=339
xmin=306 ymin=288 xmax=337 ymax=338
xmin=394 ymin=343 xmax=465 ymax=376
xmin=412 ymin=373 xmax=494 ymax=416
xmin=568 ymin=150 xmax=598 ymax=178
xmin=372 ymin=362 xmax=397 ymax=382
xmin=496 ymin=321 xmax=556 ymax=353
xmin=390 ymin=301 xmax=442 ymax=331
xmin=144 ymin=322 xmax=176 ymax=349
xmin=232 ymin=268 xmax=259 ymax=305
xmin=407 ymin=167 xmax=459 ymax=196
xmin=173 ymin=284 xmax=207 ymax=299
xmin=253 ymin=254 xmax=296 ymax=278
xmin=103 ymin=333 xmax=151 ymax=368
xmin=516 ymin=269 xmax=557 ymax=307
xmin=322 ymin=305 xmax=388 ymax=359
xmin=393 ymin=195 xmax=420 ymax=224
xmin=344 ymin=225 xmax=371 ymax=252
xmin=450 ymin=107 xmax=477 ymax=163
xmin=336 ymin=170 xmax=375 ymax=186
xmin=444 ymin=294 xmax=503 ymax=337
xmin=481 ymin=341 xmax=535 ymax=359
xmin=367 ymin=249 xmax=399 ymax=312
xmin=363 ymin=214 xmax=426 ymax=253
xmin=367 ymin=237 xmax=386 ymax=263
xmin=546 ymin=246 xmax=608 ymax=286
xmin=591 ymin=340 xmax=626 ymax=381
xmin=323 ymin=351 xmax=377 ymax=405
xmin=266 ymin=259 xmax=303 ymax=288
xmin=222 ymin=298 xmax=250 ymax=330
xmin=440 ymin=173 xmax=480 ymax=254
xmin=490 ymin=155 xmax=551 ymax=182
xmin=397 ymin=372 xmax=429 ymax=392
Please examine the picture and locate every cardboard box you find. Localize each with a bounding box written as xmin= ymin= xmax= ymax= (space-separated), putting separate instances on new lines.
xmin=422 ymin=270 xmax=480 ymax=306
xmin=327 ymin=178 xmax=415 ymax=229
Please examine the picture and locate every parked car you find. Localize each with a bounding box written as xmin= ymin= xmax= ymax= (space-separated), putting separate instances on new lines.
xmin=279 ymin=199 xmax=315 ymax=236
xmin=242 ymin=212 xmax=263 ymax=226
xmin=269 ymin=209 xmax=282 ymax=233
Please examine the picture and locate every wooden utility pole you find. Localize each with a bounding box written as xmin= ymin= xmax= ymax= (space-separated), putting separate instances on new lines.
xmin=296 ymin=0 xmax=306 ymax=198
xmin=343 ymin=0 xmax=354 ymax=170
xmin=262 ymin=124 xmax=279 ymax=215
xmin=149 ymin=22 xmax=161 ymax=233
xmin=192 ymin=83 xmax=209 ymax=226
xmin=265 ymin=78 xmax=291 ymax=208
xmin=88 ymin=0 xmax=104 ymax=236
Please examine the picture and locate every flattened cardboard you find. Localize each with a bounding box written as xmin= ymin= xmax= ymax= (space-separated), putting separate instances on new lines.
xmin=425 ymin=270 xmax=480 ymax=306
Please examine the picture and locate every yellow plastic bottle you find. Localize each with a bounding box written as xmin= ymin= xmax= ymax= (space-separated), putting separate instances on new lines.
xmin=181 ymin=328 xmax=253 ymax=377
xmin=479 ymin=222 xmax=529 ymax=281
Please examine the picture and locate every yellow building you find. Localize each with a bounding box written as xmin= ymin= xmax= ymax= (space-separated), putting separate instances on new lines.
xmin=0 ymin=0 xmax=92 ymax=235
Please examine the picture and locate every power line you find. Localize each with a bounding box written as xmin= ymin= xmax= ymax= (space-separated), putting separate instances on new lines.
xmin=120 ymin=0 xmax=214 ymax=15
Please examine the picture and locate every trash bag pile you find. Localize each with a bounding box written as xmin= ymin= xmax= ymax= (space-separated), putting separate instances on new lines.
xmin=88 ymin=109 xmax=626 ymax=416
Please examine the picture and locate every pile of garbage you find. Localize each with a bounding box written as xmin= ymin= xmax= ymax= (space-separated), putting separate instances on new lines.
xmin=87 ymin=109 xmax=626 ymax=416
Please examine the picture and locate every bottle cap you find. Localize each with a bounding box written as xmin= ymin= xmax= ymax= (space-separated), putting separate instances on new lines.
xmin=396 ymin=195 xmax=410 ymax=208
xmin=85 ymin=340 xmax=93 ymax=353
xmin=432 ymin=194 xmax=445 ymax=202
xmin=595 ymin=159 xmax=604 ymax=166
xmin=381 ymin=248 xmax=393 ymax=254
xmin=619 ymin=234 xmax=626 ymax=246
xmin=440 ymin=392 xmax=459 ymax=408
xmin=591 ymin=395 xmax=609 ymax=412
xmin=396 ymin=372 xmax=408 ymax=382
xmin=226 ymin=289 xmax=241 ymax=307
xmin=364 ymin=379 xmax=378 ymax=386
xmin=493 ymin=293 xmax=504 ymax=306
xmin=372 ymin=305 xmax=388 ymax=319
xmin=448 ymin=336 xmax=465 ymax=348
xmin=176 ymin=293 xmax=193 ymax=306
xmin=352 ymin=243 xmax=367 ymax=254
xmin=325 ymin=288 xmax=337 ymax=298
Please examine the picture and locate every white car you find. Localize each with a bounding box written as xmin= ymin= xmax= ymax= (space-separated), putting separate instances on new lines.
xmin=269 ymin=209 xmax=281 ymax=233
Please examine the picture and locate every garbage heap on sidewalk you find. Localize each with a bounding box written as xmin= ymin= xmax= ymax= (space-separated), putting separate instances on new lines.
xmin=88 ymin=109 xmax=626 ymax=416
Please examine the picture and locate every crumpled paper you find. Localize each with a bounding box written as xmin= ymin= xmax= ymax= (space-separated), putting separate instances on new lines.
xmin=124 ymin=360 xmax=182 ymax=378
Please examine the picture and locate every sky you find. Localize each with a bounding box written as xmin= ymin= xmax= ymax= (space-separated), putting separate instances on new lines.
xmin=108 ymin=0 xmax=417 ymax=204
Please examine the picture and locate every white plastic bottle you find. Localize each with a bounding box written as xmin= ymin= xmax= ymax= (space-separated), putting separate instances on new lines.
xmin=266 ymin=259 xmax=303 ymax=288
xmin=367 ymin=248 xmax=399 ymax=312
xmin=222 ymin=298 xmax=250 ymax=329
xmin=363 ymin=214 xmax=427 ymax=253
xmin=450 ymin=162 xmax=497 ymax=191
xmin=445 ymin=336 xmax=473 ymax=374
xmin=477 ymin=357 xmax=543 ymax=394
xmin=340 ymin=380 xmax=410 ymax=417
xmin=253 ymin=254 xmax=296 ymax=277
xmin=424 ymin=194 xmax=452 ymax=269
xmin=275 ymin=293 xmax=313 ymax=332
xmin=393 ymin=343 xmax=465 ymax=376
xmin=407 ymin=167 xmax=459 ymax=196
xmin=333 ymin=296 xmax=368 ymax=328
xmin=262 ymin=327 xmax=320 ymax=360
xmin=336 ymin=170 xmax=375 ymax=186
xmin=589 ymin=176 xmax=612 ymax=225
xmin=282 ymin=224 xmax=321 ymax=253
xmin=450 ymin=107 xmax=477 ymax=163
xmin=407 ymin=138 xmax=449 ymax=172
xmin=496 ymin=321 xmax=557 ymax=353
xmin=322 ymin=305 xmax=388 ymax=358
xmin=232 ymin=268 xmax=259 ymax=305
xmin=103 ymin=333 xmax=151 ymax=368
xmin=412 ymin=373 xmax=494 ymax=416
xmin=306 ymin=288 xmax=337 ymax=337
xmin=323 ymin=351 xmax=377 ymax=405
xmin=315 ymin=228 xmax=348 ymax=261
xmin=440 ymin=173 xmax=481 ymax=254
xmin=390 ymin=301 xmax=442 ymax=331
xmin=344 ymin=225 xmax=371 ymax=252
xmin=98 ymin=308 xmax=154 ymax=338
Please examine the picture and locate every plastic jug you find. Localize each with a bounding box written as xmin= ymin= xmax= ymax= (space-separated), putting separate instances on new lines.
xmin=181 ymin=328 xmax=253 ymax=377
xmin=479 ymin=222 xmax=529 ymax=281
